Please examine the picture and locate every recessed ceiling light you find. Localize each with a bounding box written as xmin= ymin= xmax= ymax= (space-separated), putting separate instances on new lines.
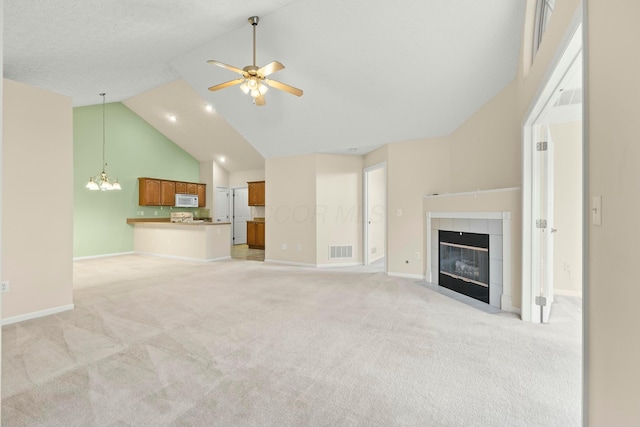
xmin=205 ymin=104 xmax=214 ymax=112
xmin=219 ymin=156 xmax=226 ymax=163
xmin=348 ymin=147 xmax=358 ymax=152
xmin=168 ymin=114 xmax=177 ymax=122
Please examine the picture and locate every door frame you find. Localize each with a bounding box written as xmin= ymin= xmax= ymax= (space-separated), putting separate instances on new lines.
xmin=363 ymin=162 xmax=387 ymax=270
xmin=522 ymin=9 xmax=582 ymax=322
xmin=230 ymin=186 xmax=249 ymax=245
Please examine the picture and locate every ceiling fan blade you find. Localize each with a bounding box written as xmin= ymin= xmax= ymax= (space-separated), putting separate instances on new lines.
xmin=258 ymin=61 xmax=284 ymax=77
xmin=207 ymin=60 xmax=245 ymax=75
xmin=265 ymin=79 xmax=303 ymax=97
xmin=254 ymin=94 xmax=266 ymax=106
xmin=208 ymin=78 xmax=244 ymax=92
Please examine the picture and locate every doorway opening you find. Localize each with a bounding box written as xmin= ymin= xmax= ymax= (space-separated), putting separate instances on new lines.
xmin=522 ymin=20 xmax=583 ymax=323
xmin=230 ymin=187 xmax=264 ymax=261
xmin=363 ymin=162 xmax=387 ymax=272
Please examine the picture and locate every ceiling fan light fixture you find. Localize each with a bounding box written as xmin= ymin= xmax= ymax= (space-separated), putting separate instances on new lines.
xmin=207 ymin=16 xmax=303 ymax=106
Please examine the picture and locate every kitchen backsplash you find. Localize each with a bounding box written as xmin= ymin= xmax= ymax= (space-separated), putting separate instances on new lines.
xmin=251 ymin=206 xmax=265 ymax=218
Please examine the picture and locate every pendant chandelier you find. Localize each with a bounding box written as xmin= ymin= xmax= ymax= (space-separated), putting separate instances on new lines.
xmin=85 ymin=93 xmax=121 ymax=191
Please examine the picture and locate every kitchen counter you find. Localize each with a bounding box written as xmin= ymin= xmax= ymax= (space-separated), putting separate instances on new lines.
xmin=126 ymin=218 xmax=228 ymax=225
xmin=127 ymin=219 xmax=231 ymax=261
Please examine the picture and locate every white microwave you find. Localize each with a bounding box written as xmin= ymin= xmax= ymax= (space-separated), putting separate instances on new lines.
xmin=175 ymin=194 xmax=198 ymax=207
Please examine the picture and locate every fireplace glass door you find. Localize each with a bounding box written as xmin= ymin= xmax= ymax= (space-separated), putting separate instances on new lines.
xmin=439 ymin=230 xmax=490 ymax=303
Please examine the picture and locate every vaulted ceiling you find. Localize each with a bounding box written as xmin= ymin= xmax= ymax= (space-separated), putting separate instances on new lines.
xmin=4 ymin=0 xmax=526 ymax=169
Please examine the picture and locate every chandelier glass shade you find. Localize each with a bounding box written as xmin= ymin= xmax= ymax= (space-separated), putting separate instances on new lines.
xmin=239 ymin=77 xmax=268 ymax=98
xmin=86 ymin=93 xmax=121 ymax=191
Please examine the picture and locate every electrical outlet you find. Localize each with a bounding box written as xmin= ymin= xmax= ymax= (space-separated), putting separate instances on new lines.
xmin=154 ymin=211 xmax=158 ymax=216
xmin=281 ymin=243 xmax=287 ymax=250
xmin=1 ymin=281 xmax=10 ymax=293
xmin=296 ymin=244 xmax=302 ymax=251
xmin=415 ymin=251 xmax=421 ymax=259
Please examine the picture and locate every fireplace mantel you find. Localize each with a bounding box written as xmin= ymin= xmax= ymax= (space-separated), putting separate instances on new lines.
xmin=426 ymin=211 xmax=512 ymax=312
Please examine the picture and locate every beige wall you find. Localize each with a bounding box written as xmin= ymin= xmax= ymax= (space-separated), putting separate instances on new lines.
xmin=229 ymin=169 xmax=265 ymax=188
xmin=386 ymin=137 xmax=450 ymax=277
xmin=2 ymin=79 xmax=74 ymax=320
xmin=586 ymin=1 xmax=640 ymax=424
xmin=200 ymin=160 xmax=229 ymax=217
xmin=199 ymin=160 xmax=213 ymax=209
xmin=315 ymin=154 xmax=363 ymax=266
xmin=1 ymin=8 xmax=4 ymax=416
xmin=265 ymin=154 xmax=364 ymax=267
xmin=367 ymin=166 xmax=386 ymax=263
xmin=551 ymin=121 xmax=582 ymax=296
xmin=449 ymin=81 xmax=521 ymax=193
xmin=364 ymin=145 xmax=388 ymax=168
xmin=265 ymin=154 xmax=317 ymax=265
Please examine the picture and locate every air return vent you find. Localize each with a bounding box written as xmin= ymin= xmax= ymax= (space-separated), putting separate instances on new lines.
xmin=329 ymin=245 xmax=353 ymax=259
xmin=554 ymin=88 xmax=582 ymax=107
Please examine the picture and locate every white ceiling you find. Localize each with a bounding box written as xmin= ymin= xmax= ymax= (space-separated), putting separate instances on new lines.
xmin=4 ymin=0 xmax=526 ymax=167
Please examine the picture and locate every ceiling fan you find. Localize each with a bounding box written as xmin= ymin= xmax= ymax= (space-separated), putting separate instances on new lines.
xmin=207 ymin=16 xmax=303 ymax=106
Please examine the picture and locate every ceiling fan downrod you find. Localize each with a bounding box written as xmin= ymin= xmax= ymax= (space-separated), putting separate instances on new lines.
xmin=249 ymin=16 xmax=259 ymax=67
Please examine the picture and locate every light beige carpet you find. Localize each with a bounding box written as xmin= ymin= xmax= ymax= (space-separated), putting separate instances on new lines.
xmin=2 ymin=255 xmax=581 ymax=426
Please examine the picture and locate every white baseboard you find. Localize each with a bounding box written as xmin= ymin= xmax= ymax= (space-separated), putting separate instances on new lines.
xmin=316 ymin=262 xmax=363 ymax=268
xmin=387 ymin=272 xmax=426 ymax=280
xmin=2 ymin=304 xmax=75 ymax=326
xmin=73 ymin=251 xmax=135 ymax=261
xmin=136 ymin=252 xmax=231 ymax=263
xmin=264 ymin=259 xmax=316 ymax=268
xmin=554 ymin=289 xmax=583 ymax=298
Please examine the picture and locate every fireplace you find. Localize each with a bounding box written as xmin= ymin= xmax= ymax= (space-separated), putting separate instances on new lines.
xmin=439 ymin=230 xmax=490 ymax=303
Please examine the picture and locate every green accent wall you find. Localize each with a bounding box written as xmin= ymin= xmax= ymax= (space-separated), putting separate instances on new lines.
xmin=73 ymin=102 xmax=200 ymax=258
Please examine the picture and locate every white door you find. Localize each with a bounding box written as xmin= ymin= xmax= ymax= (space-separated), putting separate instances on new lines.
xmin=233 ymin=187 xmax=251 ymax=245
xmin=531 ymin=125 xmax=555 ymax=323
xmin=364 ymin=163 xmax=386 ymax=267
xmin=215 ymin=187 xmax=229 ymax=222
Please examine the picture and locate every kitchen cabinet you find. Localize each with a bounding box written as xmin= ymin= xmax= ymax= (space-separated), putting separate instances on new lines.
xmin=139 ymin=178 xmax=161 ymax=206
xmin=175 ymin=182 xmax=187 ymax=194
xmin=248 ymin=181 xmax=265 ymax=206
xmin=197 ymin=184 xmax=206 ymax=207
xmin=247 ymin=221 xmax=265 ymax=249
xmin=160 ymin=180 xmax=176 ymax=206
xmin=138 ymin=177 xmax=206 ymax=207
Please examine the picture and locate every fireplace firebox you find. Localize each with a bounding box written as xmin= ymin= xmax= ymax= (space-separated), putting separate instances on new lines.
xmin=439 ymin=230 xmax=490 ymax=303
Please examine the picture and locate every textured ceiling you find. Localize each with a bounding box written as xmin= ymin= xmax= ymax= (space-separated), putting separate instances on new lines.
xmin=4 ymin=0 xmax=526 ymax=166
xmin=4 ymin=0 xmax=298 ymax=107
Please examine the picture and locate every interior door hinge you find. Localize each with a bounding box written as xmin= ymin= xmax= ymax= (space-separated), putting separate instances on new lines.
xmin=536 ymin=219 xmax=547 ymax=229
xmin=535 ymin=296 xmax=547 ymax=306
xmin=536 ymin=141 xmax=548 ymax=151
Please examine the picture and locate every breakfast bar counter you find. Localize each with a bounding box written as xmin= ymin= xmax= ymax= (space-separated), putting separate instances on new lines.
xmin=127 ymin=219 xmax=231 ymax=261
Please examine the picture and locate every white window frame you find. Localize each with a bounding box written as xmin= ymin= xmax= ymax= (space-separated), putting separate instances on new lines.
xmin=533 ymin=0 xmax=556 ymax=58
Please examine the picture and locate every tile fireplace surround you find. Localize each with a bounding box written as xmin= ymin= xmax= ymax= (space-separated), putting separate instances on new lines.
xmin=426 ymin=211 xmax=512 ymax=312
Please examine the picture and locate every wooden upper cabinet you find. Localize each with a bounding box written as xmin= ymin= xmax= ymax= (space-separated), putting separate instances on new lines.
xmin=248 ymin=181 xmax=265 ymax=206
xmin=139 ymin=178 xmax=161 ymax=206
xmin=138 ymin=178 xmax=205 ymax=207
xmin=175 ymin=182 xmax=187 ymax=194
xmin=160 ymin=180 xmax=176 ymax=206
xmin=197 ymin=184 xmax=206 ymax=207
